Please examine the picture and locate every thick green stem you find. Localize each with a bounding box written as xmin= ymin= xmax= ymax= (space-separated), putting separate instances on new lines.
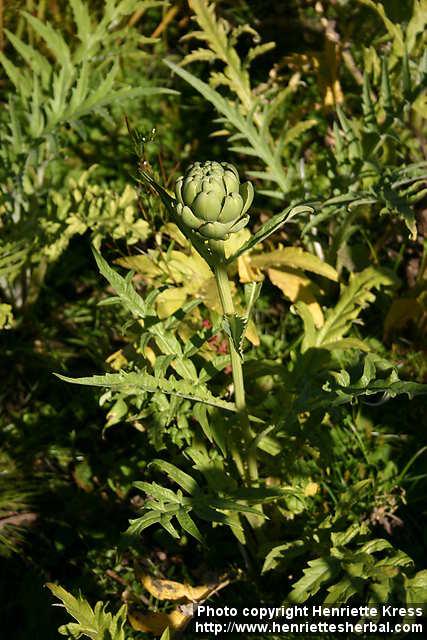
xmin=214 ymin=263 xmax=259 ymax=484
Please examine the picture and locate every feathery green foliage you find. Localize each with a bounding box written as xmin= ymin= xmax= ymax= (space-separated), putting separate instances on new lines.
xmin=47 ymin=583 xmax=128 ymax=640
xmin=0 ymin=0 xmax=173 ymax=315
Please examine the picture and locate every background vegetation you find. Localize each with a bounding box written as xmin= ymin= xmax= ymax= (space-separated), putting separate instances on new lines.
xmin=0 ymin=0 xmax=426 ymax=638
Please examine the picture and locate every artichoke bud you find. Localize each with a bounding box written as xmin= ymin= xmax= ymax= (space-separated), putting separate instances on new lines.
xmin=174 ymin=161 xmax=253 ymax=241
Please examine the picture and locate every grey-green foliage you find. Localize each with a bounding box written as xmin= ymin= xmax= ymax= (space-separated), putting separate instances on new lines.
xmin=265 ymin=518 xmax=427 ymax=606
xmin=241 ymin=262 xmax=427 ymax=456
xmin=56 ymin=249 xmax=310 ymax=542
xmin=0 ymin=0 xmax=173 ymax=313
xmin=164 ymin=0 xmax=317 ymax=200
xmin=295 ymin=267 xmax=398 ymax=352
xmin=165 ymin=59 xmax=300 ymax=199
xmin=324 ymin=353 xmax=427 ymax=407
xmin=304 ymin=5 xmax=426 ymax=253
xmin=128 ymin=458 xmax=301 ymax=545
xmin=168 ymin=0 xmax=426 ymax=250
xmin=57 ymin=369 xmax=236 ymax=413
xmin=47 ymin=583 xmax=128 ymax=640
xmin=0 ymin=0 xmax=167 ymax=163
xmin=58 ymin=249 xmax=237 ymax=449
xmin=324 ymin=58 xmax=427 ymax=239
xmin=57 ymin=245 xmax=427 ymax=545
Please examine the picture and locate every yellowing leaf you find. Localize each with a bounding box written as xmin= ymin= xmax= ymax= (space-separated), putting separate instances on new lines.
xmin=0 ymin=303 xmax=13 ymax=329
xmin=160 ymin=222 xmax=189 ymax=247
xmin=115 ymin=254 xmax=162 ymax=280
xmin=224 ymin=228 xmax=251 ymax=260
xmin=304 ymin=482 xmax=319 ymax=497
xmin=105 ymin=349 xmax=128 ymax=371
xmin=251 ymin=247 xmax=338 ymax=281
xmin=238 ymin=254 xmax=263 ymax=283
xmin=141 ymin=574 xmax=213 ymax=602
xmin=128 ymin=219 xmax=150 ymax=242
xmin=198 ymin=276 xmax=223 ymax=313
xmin=167 ymin=250 xmax=212 ymax=291
xmin=128 ymin=608 xmax=189 ymax=635
xmin=246 ymin=318 xmax=260 ymax=346
xmin=309 ymin=39 xmax=344 ymax=107
xmin=118 ymin=184 xmax=138 ymax=207
xmin=155 ymin=287 xmax=188 ymax=319
xmin=268 ymin=268 xmax=324 ymax=328
xmin=321 ymin=38 xmax=344 ymax=106
xmin=141 ymin=574 xmax=191 ymax=600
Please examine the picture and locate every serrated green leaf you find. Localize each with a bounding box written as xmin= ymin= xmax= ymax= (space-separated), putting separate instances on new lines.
xmin=324 ymin=576 xmax=362 ymax=604
xmin=159 ymin=628 xmax=172 ymax=640
xmin=176 ymin=510 xmax=204 ymax=543
xmin=324 ymin=355 xmax=427 ymax=407
xmin=315 ymin=267 xmax=398 ymax=347
xmin=23 ymin=12 xmax=71 ymax=68
xmin=133 ymin=482 xmax=182 ymax=504
xmin=159 ymin=515 xmax=180 ymax=538
xmin=359 ymin=539 xmax=393 ymax=555
xmin=165 ymin=60 xmax=249 ymax=141
xmin=288 ymin=557 xmax=341 ymax=603
xmin=164 ymin=59 xmax=291 ymax=193
xmin=193 ymin=402 xmax=213 ymax=443
xmin=92 ymin=248 xmax=148 ymax=319
xmin=262 ymin=540 xmax=306 ymax=574
xmin=222 ymin=313 xmax=247 ymax=359
xmin=292 ymin=301 xmax=317 ymax=352
xmin=55 ymin=370 xmax=237 ymax=413
xmin=47 ymin=583 xmax=127 ymax=640
xmin=4 ymin=29 xmax=51 ymax=84
xmin=358 ymin=0 xmax=404 ymax=56
xmin=149 ymin=460 xmax=199 ymax=495
xmin=0 ymin=52 xmax=30 ymax=94
xmin=244 ymin=281 xmax=263 ymax=316
xmin=70 ymin=0 xmax=92 ymax=49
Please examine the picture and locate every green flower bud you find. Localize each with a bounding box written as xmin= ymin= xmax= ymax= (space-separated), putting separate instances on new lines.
xmin=174 ymin=161 xmax=253 ymax=241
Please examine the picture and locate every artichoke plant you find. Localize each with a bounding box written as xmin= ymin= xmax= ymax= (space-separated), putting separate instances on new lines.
xmin=174 ymin=161 xmax=254 ymax=240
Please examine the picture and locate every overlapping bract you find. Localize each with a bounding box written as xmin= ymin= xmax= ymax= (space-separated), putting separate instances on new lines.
xmin=175 ymin=161 xmax=253 ymax=240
